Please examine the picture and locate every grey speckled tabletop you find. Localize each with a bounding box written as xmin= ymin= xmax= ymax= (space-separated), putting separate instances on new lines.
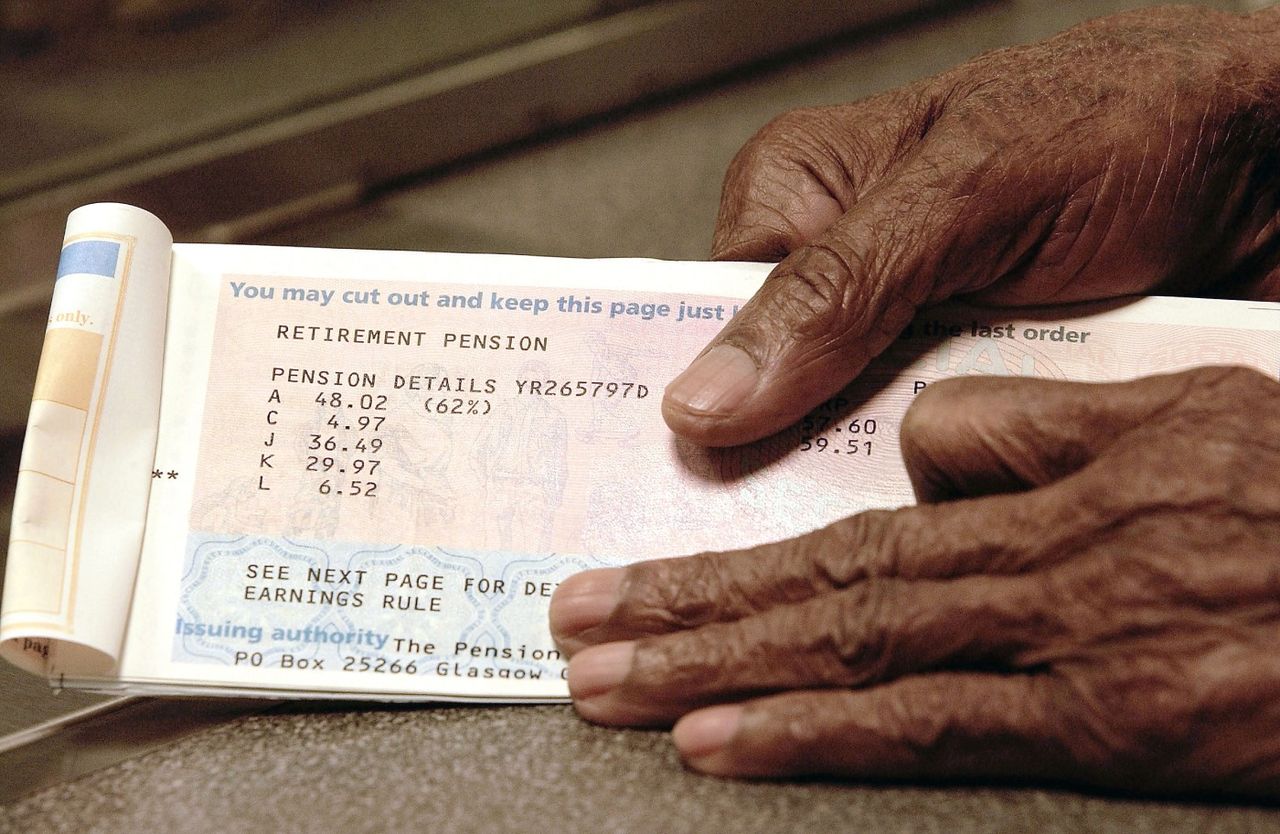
xmin=6 ymin=704 xmax=1280 ymax=834
xmin=4 ymin=1 xmax=1280 ymax=831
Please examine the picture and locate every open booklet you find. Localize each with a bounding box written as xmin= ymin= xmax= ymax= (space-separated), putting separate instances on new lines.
xmin=3 ymin=203 xmax=1279 ymax=702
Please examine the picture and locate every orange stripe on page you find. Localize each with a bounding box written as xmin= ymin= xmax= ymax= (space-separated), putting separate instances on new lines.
xmin=32 ymin=329 xmax=102 ymax=412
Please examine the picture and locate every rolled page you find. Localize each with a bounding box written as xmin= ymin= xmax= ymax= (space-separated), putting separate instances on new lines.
xmin=1 ymin=203 xmax=172 ymax=678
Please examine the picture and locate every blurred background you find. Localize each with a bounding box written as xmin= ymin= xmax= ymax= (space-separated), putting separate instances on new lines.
xmin=0 ymin=0 xmax=962 ymax=431
xmin=2 ymin=0 xmax=1278 ymax=829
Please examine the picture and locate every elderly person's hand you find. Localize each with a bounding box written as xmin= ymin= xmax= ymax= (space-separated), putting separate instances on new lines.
xmin=661 ymin=5 xmax=1280 ymax=447
xmin=552 ymin=367 xmax=1280 ymax=795
xmin=549 ymin=5 xmax=1280 ymax=796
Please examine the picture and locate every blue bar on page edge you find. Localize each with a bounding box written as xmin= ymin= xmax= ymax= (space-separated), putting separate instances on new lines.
xmin=56 ymin=240 xmax=120 ymax=280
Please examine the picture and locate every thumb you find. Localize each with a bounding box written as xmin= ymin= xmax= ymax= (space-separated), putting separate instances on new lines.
xmin=899 ymin=370 xmax=1205 ymax=502
xmin=667 ymin=133 xmax=1031 ymax=446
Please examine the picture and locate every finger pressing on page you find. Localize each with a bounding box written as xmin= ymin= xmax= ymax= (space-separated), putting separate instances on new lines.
xmin=900 ymin=372 xmax=1206 ymax=502
xmin=565 ymin=571 xmax=1052 ymax=728
xmin=550 ymin=477 xmax=1100 ymax=657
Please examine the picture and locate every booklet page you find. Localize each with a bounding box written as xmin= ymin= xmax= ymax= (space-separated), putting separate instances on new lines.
xmin=6 ymin=205 xmax=1280 ymax=702
xmin=1 ymin=204 xmax=171 ymax=678
xmin=115 ymin=242 xmax=1280 ymax=700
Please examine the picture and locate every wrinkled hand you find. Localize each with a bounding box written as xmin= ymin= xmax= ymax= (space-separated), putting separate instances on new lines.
xmin=551 ymin=367 xmax=1280 ymax=796
xmin=662 ymin=5 xmax=1280 ymax=447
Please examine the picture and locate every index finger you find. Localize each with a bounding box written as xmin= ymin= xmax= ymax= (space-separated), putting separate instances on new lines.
xmin=550 ymin=470 xmax=1097 ymax=656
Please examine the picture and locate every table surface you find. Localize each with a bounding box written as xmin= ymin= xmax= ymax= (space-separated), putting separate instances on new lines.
xmin=4 ymin=1 xmax=1280 ymax=831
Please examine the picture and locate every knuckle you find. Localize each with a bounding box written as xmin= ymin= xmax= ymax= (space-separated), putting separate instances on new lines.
xmin=898 ymin=378 xmax=1017 ymax=495
xmin=899 ymin=378 xmax=1004 ymax=453
xmin=788 ymin=245 xmax=853 ymax=327
xmin=903 ymin=375 xmax=982 ymax=418
xmin=1189 ymin=364 xmax=1274 ymax=396
xmin=1127 ymin=366 xmax=1280 ymax=509
xmin=875 ymin=683 xmax=954 ymax=756
xmin=638 ymin=622 xmax=746 ymax=696
xmin=771 ymin=695 xmax=831 ymax=752
xmin=826 ymin=581 xmax=899 ymax=683
xmin=765 ymin=239 xmax=932 ymax=361
xmin=726 ymin=107 xmax=832 ymax=187
xmin=1054 ymin=662 xmax=1197 ymax=781
xmin=765 ymin=243 xmax=862 ymax=346
xmin=620 ymin=556 xmax=725 ymax=633
xmin=817 ymin=510 xmax=900 ymax=585
xmin=737 ymin=695 xmax=834 ymax=774
xmin=717 ymin=107 xmax=857 ymax=259
xmin=899 ymin=384 xmax=955 ymax=451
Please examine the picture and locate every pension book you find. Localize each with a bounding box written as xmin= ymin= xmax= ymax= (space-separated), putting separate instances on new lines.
xmin=3 ymin=202 xmax=1278 ymax=701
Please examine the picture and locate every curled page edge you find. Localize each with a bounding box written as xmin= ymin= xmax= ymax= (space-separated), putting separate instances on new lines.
xmin=1 ymin=203 xmax=172 ymax=680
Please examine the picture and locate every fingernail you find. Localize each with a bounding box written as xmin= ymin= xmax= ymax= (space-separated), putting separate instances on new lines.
xmin=567 ymin=642 xmax=634 ymax=700
xmin=549 ymin=568 xmax=624 ymax=641
xmin=665 ymin=344 xmax=759 ymax=415
xmin=673 ymin=705 xmax=743 ymax=759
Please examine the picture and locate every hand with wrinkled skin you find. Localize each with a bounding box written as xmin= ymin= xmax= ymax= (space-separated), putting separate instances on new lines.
xmin=548 ymin=5 xmax=1280 ymax=794
xmin=661 ymin=5 xmax=1280 ymax=447
xmin=551 ymin=367 xmax=1280 ymax=796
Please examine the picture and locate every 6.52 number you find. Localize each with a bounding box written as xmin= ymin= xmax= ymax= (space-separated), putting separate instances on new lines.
xmin=318 ymin=479 xmax=378 ymax=497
